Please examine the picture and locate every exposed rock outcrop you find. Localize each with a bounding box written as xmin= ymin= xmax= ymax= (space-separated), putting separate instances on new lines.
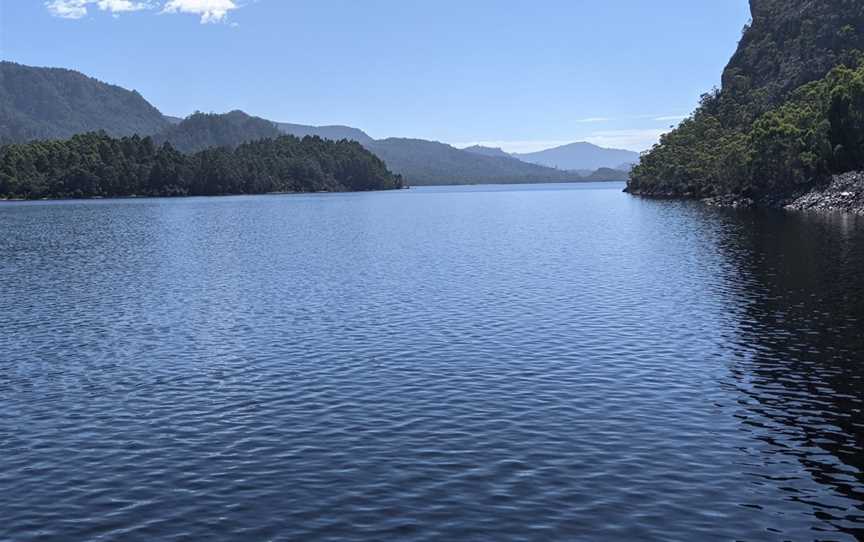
xmin=703 ymin=172 xmax=864 ymax=214
xmin=784 ymin=172 xmax=864 ymax=214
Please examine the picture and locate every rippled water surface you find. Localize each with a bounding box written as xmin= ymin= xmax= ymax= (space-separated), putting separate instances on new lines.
xmin=2 ymin=182 xmax=864 ymax=541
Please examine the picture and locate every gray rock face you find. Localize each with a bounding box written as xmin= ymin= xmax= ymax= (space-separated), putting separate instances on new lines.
xmin=784 ymin=172 xmax=864 ymax=214
xmin=700 ymin=172 xmax=864 ymax=214
xmin=703 ymin=194 xmax=755 ymax=209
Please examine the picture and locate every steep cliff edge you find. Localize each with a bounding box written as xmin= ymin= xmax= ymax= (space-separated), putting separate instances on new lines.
xmin=723 ymin=0 xmax=864 ymax=108
xmin=627 ymin=0 xmax=864 ymax=211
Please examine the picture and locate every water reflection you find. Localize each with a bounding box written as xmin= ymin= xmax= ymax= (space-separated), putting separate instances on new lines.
xmin=717 ymin=208 xmax=864 ymax=537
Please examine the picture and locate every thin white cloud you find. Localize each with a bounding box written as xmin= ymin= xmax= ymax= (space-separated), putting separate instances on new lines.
xmin=46 ymin=0 xmax=151 ymax=18
xmin=162 ymin=0 xmax=238 ymax=23
xmin=572 ymin=114 xmax=689 ymax=126
xmin=575 ymin=117 xmax=612 ymax=123
xmin=46 ymin=0 xmax=241 ymax=22
xmin=98 ymin=0 xmax=151 ymax=12
xmin=46 ymin=0 xmax=87 ymax=18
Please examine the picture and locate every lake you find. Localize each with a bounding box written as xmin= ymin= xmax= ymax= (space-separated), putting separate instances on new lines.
xmin=2 ymin=182 xmax=863 ymax=540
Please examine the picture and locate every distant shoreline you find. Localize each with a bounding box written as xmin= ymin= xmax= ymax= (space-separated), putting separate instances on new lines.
xmin=0 ymin=187 xmax=402 ymax=203
xmin=0 ymin=181 xmax=634 ymax=203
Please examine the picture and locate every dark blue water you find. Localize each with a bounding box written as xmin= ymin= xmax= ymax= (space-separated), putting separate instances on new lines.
xmin=2 ymin=182 xmax=863 ymax=541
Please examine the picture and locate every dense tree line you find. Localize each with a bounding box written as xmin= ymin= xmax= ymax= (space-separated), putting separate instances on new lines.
xmin=0 ymin=132 xmax=403 ymax=199
xmin=628 ymin=0 xmax=864 ymax=199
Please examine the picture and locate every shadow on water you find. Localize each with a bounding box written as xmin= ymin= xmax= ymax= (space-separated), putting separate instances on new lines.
xmin=715 ymin=208 xmax=864 ymax=536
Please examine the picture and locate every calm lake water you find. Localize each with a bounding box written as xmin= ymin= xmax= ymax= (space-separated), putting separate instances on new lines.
xmin=2 ymin=182 xmax=863 ymax=541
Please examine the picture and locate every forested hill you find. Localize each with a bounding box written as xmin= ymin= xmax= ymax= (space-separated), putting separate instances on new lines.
xmin=155 ymin=111 xmax=282 ymax=153
xmin=277 ymin=122 xmax=374 ymax=145
xmin=627 ymin=0 xmax=864 ymax=200
xmin=0 ymin=62 xmax=168 ymax=144
xmin=0 ymin=133 xmax=403 ymax=199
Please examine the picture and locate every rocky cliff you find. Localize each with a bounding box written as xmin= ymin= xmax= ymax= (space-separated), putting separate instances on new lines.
xmin=626 ymin=0 xmax=864 ymax=211
xmin=723 ymin=0 xmax=864 ymax=106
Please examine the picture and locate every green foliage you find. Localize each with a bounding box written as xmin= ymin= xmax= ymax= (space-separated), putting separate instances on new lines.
xmin=828 ymin=66 xmax=864 ymax=170
xmin=629 ymin=92 xmax=751 ymax=196
xmin=747 ymin=78 xmax=834 ymax=193
xmin=0 ymin=132 xmax=403 ymax=199
xmin=631 ymin=64 xmax=864 ymax=198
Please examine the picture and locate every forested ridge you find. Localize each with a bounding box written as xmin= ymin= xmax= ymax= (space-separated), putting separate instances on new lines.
xmin=155 ymin=113 xmax=597 ymax=186
xmin=0 ymin=132 xmax=403 ymax=199
xmin=0 ymin=61 xmax=168 ymax=144
xmin=1 ymin=62 xmax=629 ymax=192
xmin=154 ymin=110 xmax=283 ymax=153
xmin=628 ymin=0 xmax=864 ymax=200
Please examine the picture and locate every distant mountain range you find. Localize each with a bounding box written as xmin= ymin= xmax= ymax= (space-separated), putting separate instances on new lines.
xmin=365 ymin=139 xmax=586 ymax=186
xmin=513 ymin=142 xmax=639 ymax=171
xmin=158 ymin=112 xmax=579 ymax=185
xmin=0 ymin=62 xmax=632 ymax=186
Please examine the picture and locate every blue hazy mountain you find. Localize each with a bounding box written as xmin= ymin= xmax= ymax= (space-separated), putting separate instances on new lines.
xmin=513 ymin=142 xmax=639 ymax=171
xmin=366 ymin=138 xmax=586 ymax=186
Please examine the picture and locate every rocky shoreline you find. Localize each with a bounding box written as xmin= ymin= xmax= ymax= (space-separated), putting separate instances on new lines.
xmin=702 ymin=171 xmax=864 ymax=214
xmin=782 ymin=171 xmax=864 ymax=214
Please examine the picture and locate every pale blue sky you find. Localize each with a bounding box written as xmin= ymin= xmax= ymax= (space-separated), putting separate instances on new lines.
xmin=0 ymin=0 xmax=751 ymax=151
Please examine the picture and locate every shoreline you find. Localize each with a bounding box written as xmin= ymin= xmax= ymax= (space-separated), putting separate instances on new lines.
xmin=0 ymin=186 xmax=408 ymax=204
xmin=628 ymin=171 xmax=864 ymax=215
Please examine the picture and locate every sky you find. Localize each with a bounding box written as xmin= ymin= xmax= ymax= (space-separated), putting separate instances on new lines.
xmin=0 ymin=0 xmax=751 ymax=152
